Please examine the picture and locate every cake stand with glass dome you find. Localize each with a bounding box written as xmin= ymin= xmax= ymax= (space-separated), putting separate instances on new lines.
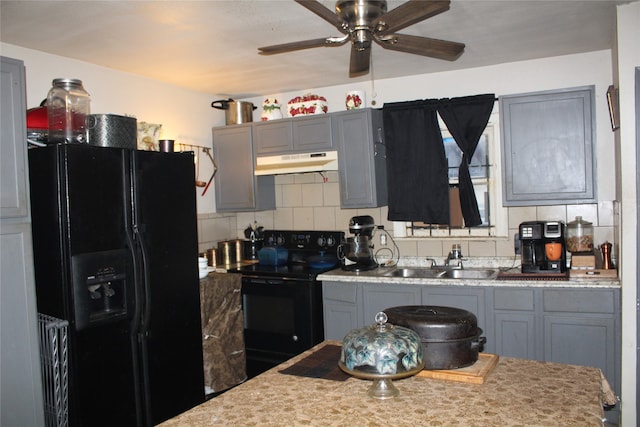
xmin=339 ymin=312 xmax=425 ymax=399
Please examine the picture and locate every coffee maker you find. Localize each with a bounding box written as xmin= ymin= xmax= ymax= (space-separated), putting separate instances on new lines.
xmin=338 ymin=215 xmax=378 ymax=271
xmin=519 ymin=221 xmax=567 ymax=273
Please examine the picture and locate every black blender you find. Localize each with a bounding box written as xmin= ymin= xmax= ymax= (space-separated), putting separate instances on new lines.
xmin=338 ymin=215 xmax=378 ymax=271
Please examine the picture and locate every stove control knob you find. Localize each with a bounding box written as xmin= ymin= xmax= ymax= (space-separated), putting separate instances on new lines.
xmin=326 ymin=236 xmax=336 ymax=247
xmin=292 ymin=335 xmax=298 ymax=342
xmin=276 ymin=235 xmax=285 ymax=246
xmin=317 ymin=236 xmax=327 ymax=246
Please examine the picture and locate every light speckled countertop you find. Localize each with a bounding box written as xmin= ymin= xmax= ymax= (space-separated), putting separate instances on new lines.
xmin=160 ymin=340 xmax=610 ymax=427
xmin=318 ymin=257 xmax=620 ymax=288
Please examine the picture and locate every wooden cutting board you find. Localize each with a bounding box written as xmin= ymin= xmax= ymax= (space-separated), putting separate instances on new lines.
xmin=416 ymin=353 xmax=499 ymax=384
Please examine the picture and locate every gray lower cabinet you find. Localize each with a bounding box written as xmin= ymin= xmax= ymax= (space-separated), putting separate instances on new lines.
xmin=542 ymin=288 xmax=620 ymax=394
xmin=253 ymin=115 xmax=333 ymax=156
xmin=333 ymin=109 xmax=387 ymax=208
xmin=212 ymin=124 xmax=275 ymax=211
xmin=1 ymin=56 xmax=46 ymax=426
xmin=493 ymin=288 xmax=538 ymax=359
xmin=322 ymin=280 xmax=620 ymax=396
xmin=323 ymin=281 xmax=359 ymax=341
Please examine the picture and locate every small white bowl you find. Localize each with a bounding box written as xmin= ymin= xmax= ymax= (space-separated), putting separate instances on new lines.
xmin=199 ymin=266 xmax=214 ymax=279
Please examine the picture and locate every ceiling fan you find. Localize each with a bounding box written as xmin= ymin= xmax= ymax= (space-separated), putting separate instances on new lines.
xmin=258 ymin=0 xmax=465 ymax=77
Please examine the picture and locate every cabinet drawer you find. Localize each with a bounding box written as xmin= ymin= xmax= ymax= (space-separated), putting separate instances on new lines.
xmin=543 ymin=289 xmax=615 ymax=313
xmin=494 ymin=288 xmax=535 ymax=311
xmin=323 ymin=282 xmax=358 ymax=303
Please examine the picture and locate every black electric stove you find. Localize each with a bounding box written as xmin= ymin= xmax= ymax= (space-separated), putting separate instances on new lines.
xmin=229 ymin=230 xmax=344 ymax=378
xmin=229 ymin=230 xmax=344 ymax=279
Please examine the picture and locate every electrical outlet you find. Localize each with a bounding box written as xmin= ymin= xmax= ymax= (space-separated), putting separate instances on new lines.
xmin=380 ymin=234 xmax=387 ymax=246
xmin=514 ymin=233 xmax=521 ymax=255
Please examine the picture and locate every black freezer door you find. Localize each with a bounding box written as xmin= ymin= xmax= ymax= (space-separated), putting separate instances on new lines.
xmin=133 ymin=150 xmax=205 ymax=425
xmin=29 ymin=144 xmax=139 ymax=426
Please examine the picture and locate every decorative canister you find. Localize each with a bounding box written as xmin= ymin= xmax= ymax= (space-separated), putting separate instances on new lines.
xmin=566 ymin=216 xmax=594 ymax=253
xmin=47 ymin=78 xmax=91 ymax=143
xmin=345 ymin=91 xmax=365 ymax=110
xmin=260 ymin=98 xmax=283 ymax=121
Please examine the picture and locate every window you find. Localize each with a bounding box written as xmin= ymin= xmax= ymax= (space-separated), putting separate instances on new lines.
xmin=392 ymin=112 xmax=507 ymax=238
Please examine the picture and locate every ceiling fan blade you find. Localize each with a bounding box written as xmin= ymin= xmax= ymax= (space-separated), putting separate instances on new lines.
xmin=349 ymin=45 xmax=371 ymax=77
xmin=375 ymin=0 xmax=451 ymax=35
xmin=295 ymin=0 xmax=346 ymax=33
xmin=259 ymin=37 xmax=341 ymax=55
xmin=375 ymin=33 xmax=464 ymax=61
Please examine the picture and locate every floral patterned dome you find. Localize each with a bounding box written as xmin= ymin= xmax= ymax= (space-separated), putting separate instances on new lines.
xmin=339 ymin=312 xmax=424 ymax=399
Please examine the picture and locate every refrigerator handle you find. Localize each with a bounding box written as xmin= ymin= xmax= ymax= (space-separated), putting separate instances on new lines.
xmin=129 ymin=150 xmax=154 ymax=425
xmin=123 ymin=151 xmax=147 ymax=426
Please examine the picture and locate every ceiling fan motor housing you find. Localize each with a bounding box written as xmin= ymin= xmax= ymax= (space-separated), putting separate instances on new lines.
xmin=336 ymin=0 xmax=387 ymax=50
xmin=336 ymin=0 xmax=387 ymax=28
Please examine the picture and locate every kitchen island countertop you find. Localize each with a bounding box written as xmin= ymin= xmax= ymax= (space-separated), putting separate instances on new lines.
xmin=160 ymin=340 xmax=612 ymax=427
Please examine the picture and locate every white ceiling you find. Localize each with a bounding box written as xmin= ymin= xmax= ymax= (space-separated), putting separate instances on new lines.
xmin=0 ymin=0 xmax=632 ymax=98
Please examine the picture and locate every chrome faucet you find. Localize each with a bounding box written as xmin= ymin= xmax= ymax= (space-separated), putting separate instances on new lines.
xmin=445 ymin=244 xmax=464 ymax=269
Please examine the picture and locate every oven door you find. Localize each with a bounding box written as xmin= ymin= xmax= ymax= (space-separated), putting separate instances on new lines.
xmin=241 ymin=277 xmax=324 ymax=376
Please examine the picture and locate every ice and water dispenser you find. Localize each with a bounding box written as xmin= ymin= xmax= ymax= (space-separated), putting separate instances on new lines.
xmin=71 ymin=249 xmax=132 ymax=330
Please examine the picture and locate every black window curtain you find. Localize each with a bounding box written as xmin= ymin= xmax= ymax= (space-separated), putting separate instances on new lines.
xmin=383 ymin=94 xmax=495 ymax=226
xmin=383 ymin=99 xmax=450 ymax=224
xmin=438 ymin=94 xmax=496 ymax=227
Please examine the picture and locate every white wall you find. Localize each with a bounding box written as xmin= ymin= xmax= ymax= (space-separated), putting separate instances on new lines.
xmin=615 ymin=2 xmax=640 ymax=426
xmin=0 ymin=42 xmax=223 ymax=213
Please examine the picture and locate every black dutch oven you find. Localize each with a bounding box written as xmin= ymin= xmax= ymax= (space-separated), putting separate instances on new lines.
xmin=384 ymin=305 xmax=486 ymax=370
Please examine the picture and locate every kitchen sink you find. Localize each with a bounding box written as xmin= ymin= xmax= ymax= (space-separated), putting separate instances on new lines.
xmin=383 ymin=267 xmax=499 ymax=280
xmin=440 ymin=269 xmax=499 ymax=279
xmin=383 ymin=268 xmax=447 ymax=279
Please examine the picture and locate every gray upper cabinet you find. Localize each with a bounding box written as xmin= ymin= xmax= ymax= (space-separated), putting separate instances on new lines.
xmin=254 ymin=115 xmax=333 ymax=156
xmin=1 ymin=56 xmax=46 ymax=427
xmin=333 ymin=108 xmax=388 ymax=208
xmin=212 ymin=124 xmax=275 ymax=212
xmin=500 ymin=86 xmax=596 ymax=206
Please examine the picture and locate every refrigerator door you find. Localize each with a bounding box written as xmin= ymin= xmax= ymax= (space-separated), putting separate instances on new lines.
xmin=29 ymin=144 xmax=140 ymax=426
xmin=132 ymin=150 xmax=204 ymax=425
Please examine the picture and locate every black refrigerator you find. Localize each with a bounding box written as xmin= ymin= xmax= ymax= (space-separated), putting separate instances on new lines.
xmin=28 ymin=144 xmax=205 ymax=426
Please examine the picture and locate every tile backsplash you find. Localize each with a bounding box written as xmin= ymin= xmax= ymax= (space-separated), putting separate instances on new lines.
xmin=197 ymin=171 xmax=618 ymax=261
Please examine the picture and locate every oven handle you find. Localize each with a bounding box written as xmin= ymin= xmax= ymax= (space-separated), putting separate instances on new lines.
xmin=241 ymin=275 xmax=314 ymax=284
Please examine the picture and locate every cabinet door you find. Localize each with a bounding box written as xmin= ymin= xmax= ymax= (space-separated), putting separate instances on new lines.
xmin=542 ymin=288 xmax=620 ymax=394
xmin=323 ymin=281 xmax=359 ymax=340
xmin=494 ymin=313 xmax=537 ymax=359
xmin=334 ymin=109 xmax=387 ymax=208
xmin=213 ymin=125 xmax=275 ymax=211
xmin=544 ymin=315 xmax=616 ymax=388
xmin=493 ymin=288 xmax=539 ymax=359
xmin=1 ymin=57 xmax=29 ymax=219
xmin=500 ymin=86 xmax=596 ymax=205
xmin=362 ymin=283 xmax=421 ymax=325
xmin=292 ymin=116 xmax=333 ymax=152
xmin=254 ymin=120 xmax=292 ymax=155
xmin=0 ymin=56 xmax=45 ymax=427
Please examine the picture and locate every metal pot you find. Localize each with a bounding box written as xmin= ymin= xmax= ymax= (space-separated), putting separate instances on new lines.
xmin=217 ymin=239 xmax=244 ymax=265
xmin=384 ymin=305 xmax=486 ymax=370
xmin=211 ymin=98 xmax=257 ymax=125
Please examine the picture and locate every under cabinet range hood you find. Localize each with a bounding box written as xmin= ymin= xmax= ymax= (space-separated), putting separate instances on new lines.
xmin=254 ymin=151 xmax=338 ymax=175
